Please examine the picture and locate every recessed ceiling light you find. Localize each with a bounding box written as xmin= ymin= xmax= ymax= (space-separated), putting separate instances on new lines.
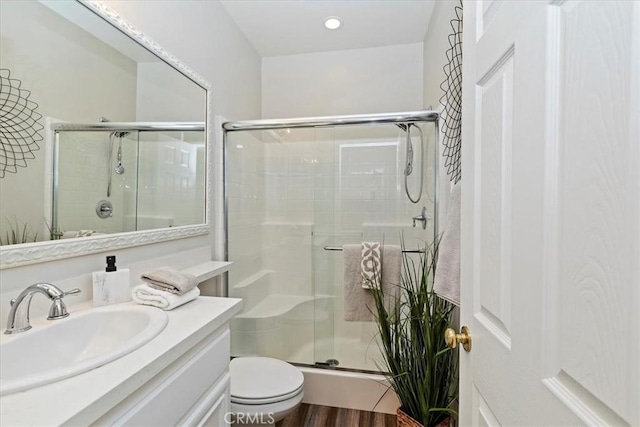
xmin=324 ymin=16 xmax=342 ymax=30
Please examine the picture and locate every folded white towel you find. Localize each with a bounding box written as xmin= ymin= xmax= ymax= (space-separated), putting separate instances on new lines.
xmin=361 ymin=242 xmax=382 ymax=289
xmin=131 ymin=284 xmax=199 ymax=310
xmin=141 ymin=267 xmax=198 ymax=295
xmin=434 ymin=182 xmax=461 ymax=306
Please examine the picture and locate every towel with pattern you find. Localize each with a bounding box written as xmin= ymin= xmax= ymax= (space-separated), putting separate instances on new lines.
xmin=361 ymin=242 xmax=382 ymax=289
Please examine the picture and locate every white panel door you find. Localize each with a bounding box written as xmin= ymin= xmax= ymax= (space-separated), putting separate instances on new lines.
xmin=459 ymin=1 xmax=640 ymax=425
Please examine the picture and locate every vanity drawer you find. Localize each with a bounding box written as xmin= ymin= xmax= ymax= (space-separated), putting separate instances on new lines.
xmin=179 ymin=373 xmax=230 ymax=426
xmin=98 ymin=327 xmax=230 ymax=426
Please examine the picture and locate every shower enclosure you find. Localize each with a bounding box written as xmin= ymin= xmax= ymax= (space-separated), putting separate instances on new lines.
xmin=224 ymin=111 xmax=438 ymax=372
xmin=51 ymin=122 xmax=205 ymax=239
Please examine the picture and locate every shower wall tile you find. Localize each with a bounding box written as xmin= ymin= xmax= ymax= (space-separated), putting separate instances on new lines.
xmin=262 ymin=222 xmax=314 ymax=296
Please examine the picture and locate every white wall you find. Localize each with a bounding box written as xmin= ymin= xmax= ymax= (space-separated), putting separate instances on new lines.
xmin=262 ymin=43 xmax=424 ymax=118
xmin=105 ymin=0 xmax=262 ymax=121
xmin=135 ymin=62 xmax=206 ymax=122
xmin=423 ymin=1 xmax=460 ymax=109
xmin=422 ymin=0 xmax=462 ymax=223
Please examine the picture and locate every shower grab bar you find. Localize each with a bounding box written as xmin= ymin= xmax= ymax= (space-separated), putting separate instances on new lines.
xmin=223 ymin=110 xmax=438 ymax=131
xmin=323 ymin=246 xmax=424 ymax=254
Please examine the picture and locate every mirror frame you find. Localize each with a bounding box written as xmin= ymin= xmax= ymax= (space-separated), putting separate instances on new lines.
xmin=0 ymin=0 xmax=212 ymax=269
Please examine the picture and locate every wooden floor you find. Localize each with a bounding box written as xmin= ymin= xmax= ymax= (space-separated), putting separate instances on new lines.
xmin=277 ymin=404 xmax=396 ymax=427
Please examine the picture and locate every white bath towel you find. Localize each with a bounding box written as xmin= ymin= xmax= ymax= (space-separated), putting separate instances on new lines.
xmin=344 ymin=244 xmax=401 ymax=321
xmin=131 ymin=284 xmax=199 ymax=310
xmin=434 ymin=182 xmax=461 ymax=305
xmin=360 ymin=242 xmax=382 ymax=289
xmin=141 ymin=267 xmax=198 ymax=295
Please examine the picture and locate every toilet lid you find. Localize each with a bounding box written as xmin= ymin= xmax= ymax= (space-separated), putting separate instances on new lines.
xmin=230 ymin=357 xmax=304 ymax=403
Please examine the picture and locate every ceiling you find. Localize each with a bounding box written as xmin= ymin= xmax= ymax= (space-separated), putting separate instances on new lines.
xmin=219 ymin=0 xmax=436 ymax=57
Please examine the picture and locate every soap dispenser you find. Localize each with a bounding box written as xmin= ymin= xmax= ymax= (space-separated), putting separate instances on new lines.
xmin=92 ymin=255 xmax=131 ymax=306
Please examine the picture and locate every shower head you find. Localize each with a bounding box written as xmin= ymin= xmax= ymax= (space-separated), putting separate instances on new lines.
xmin=114 ymin=158 xmax=125 ymax=175
xmin=100 ymin=116 xmax=130 ymax=138
xmin=401 ymin=123 xmax=424 ymax=204
xmin=113 ymin=132 xmax=126 ymax=175
xmin=395 ymin=123 xmax=416 ymax=132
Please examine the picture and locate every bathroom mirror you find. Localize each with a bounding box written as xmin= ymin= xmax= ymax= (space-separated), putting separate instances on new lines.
xmin=0 ymin=0 xmax=211 ymax=267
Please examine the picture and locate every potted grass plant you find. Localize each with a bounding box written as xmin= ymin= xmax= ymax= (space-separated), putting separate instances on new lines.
xmin=0 ymin=217 xmax=38 ymax=246
xmin=370 ymin=240 xmax=457 ymax=427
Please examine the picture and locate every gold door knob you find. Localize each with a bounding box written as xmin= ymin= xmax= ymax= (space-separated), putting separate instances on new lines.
xmin=444 ymin=326 xmax=472 ymax=352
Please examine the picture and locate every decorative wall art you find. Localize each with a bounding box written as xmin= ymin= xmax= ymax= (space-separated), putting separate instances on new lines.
xmin=0 ymin=68 xmax=44 ymax=178
xmin=439 ymin=1 xmax=463 ymax=184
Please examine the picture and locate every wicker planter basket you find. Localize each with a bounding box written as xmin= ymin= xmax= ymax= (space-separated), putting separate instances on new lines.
xmin=396 ymin=408 xmax=451 ymax=427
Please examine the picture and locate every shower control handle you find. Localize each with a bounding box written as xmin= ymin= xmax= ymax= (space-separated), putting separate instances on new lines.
xmin=412 ymin=207 xmax=428 ymax=230
xmin=98 ymin=204 xmax=113 ymax=217
xmin=96 ymin=200 xmax=114 ymax=219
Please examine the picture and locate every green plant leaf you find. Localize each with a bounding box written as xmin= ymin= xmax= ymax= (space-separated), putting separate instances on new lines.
xmin=370 ymin=237 xmax=458 ymax=426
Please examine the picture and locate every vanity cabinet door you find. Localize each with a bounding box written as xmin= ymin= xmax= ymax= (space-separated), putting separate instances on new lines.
xmin=196 ymin=384 xmax=230 ymax=427
xmin=95 ymin=327 xmax=230 ymax=426
xmin=178 ymin=373 xmax=230 ymax=427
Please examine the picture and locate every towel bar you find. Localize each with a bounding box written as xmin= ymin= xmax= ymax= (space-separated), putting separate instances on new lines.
xmin=322 ymin=246 xmax=424 ymax=254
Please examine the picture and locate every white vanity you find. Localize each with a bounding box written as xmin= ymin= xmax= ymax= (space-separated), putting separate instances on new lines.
xmin=0 ymin=297 xmax=242 ymax=426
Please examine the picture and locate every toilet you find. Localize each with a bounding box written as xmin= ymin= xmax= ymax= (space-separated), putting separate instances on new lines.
xmin=229 ymin=357 xmax=304 ymax=426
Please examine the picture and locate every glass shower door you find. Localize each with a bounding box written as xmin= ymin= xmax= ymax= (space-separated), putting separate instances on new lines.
xmin=311 ymin=122 xmax=437 ymax=371
xmin=227 ymin=128 xmax=318 ymax=365
xmin=225 ymin=119 xmax=437 ymax=373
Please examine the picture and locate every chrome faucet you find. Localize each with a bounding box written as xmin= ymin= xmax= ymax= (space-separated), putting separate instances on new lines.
xmin=412 ymin=206 xmax=428 ymax=230
xmin=4 ymin=283 xmax=81 ymax=335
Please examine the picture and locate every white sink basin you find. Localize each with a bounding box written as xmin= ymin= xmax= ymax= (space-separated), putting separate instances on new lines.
xmin=0 ymin=304 xmax=168 ymax=395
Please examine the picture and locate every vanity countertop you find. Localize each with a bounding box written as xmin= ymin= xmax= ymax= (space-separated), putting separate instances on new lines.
xmin=0 ymin=296 xmax=242 ymax=426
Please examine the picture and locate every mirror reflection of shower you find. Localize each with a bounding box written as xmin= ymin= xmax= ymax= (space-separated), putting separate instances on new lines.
xmin=51 ymin=121 xmax=206 ymax=237
xmin=114 ymin=132 xmax=127 ymax=175
xmin=398 ymin=123 xmax=424 ymax=203
xmin=106 ymin=131 xmax=129 ymax=197
xmin=101 ymin=117 xmax=128 ymax=197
